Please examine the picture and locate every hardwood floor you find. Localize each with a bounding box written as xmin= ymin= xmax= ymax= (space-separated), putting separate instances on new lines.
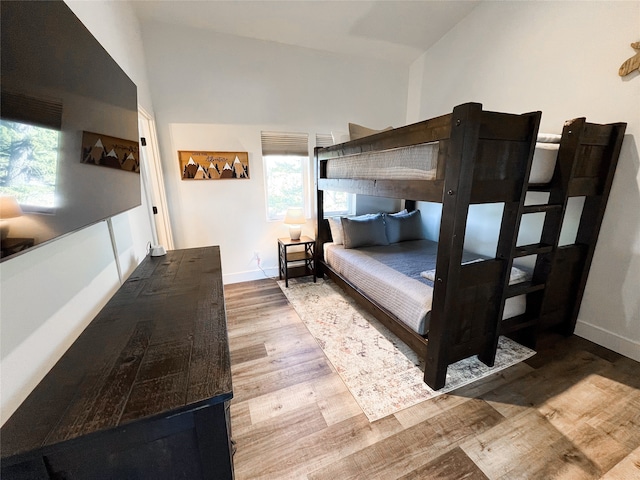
xmin=224 ymin=278 xmax=640 ymax=480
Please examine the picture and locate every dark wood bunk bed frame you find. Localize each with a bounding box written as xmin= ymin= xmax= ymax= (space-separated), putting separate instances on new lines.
xmin=315 ymin=102 xmax=626 ymax=390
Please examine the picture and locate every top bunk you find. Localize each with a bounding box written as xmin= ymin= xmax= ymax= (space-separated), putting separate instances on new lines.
xmin=316 ymin=102 xmax=542 ymax=204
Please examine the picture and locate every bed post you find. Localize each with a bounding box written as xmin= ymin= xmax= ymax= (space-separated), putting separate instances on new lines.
xmin=315 ymin=146 xmax=329 ymax=278
xmin=424 ymin=103 xmax=482 ymax=390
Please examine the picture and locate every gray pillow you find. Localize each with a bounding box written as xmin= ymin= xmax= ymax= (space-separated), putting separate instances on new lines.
xmin=384 ymin=210 xmax=423 ymax=243
xmin=328 ymin=213 xmax=377 ymax=245
xmin=341 ymin=213 xmax=389 ymax=249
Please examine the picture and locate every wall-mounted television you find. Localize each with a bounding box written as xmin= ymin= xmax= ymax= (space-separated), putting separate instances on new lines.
xmin=0 ymin=0 xmax=140 ymax=261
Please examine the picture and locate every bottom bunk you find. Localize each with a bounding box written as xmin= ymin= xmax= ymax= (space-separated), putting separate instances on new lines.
xmin=319 ymin=214 xmax=531 ymax=373
xmin=324 ymin=239 xmax=529 ymax=336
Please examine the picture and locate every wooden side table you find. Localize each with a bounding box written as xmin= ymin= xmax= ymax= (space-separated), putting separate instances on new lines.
xmin=278 ymin=236 xmax=316 ymax=287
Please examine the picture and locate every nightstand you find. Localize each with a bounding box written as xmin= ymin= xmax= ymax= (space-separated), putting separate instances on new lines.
xmin=278 ymin=236 xmax=316 ymax=287
xmin=1 ymin=237 xmax=35 ymax=258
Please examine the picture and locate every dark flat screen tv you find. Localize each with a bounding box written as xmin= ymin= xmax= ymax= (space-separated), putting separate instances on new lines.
xmin=0 ymin=0 xmax=140 ymax=262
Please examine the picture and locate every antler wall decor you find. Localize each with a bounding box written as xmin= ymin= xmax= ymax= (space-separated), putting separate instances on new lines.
xmin=619 ymin=42 xmax=640 ymax=77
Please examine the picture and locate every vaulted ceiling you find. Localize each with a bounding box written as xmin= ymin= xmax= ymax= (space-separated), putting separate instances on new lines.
xmin=130 ymin=0 xmax=480 ymax=65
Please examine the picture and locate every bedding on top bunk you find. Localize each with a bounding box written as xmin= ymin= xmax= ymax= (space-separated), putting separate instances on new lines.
xmin=324 ymin=238 xmax=529 ymax=336
xmin=324 ymin=133 xmax=561 ymax=184
xmin=325 ymin=143 xmax=439 ymax=181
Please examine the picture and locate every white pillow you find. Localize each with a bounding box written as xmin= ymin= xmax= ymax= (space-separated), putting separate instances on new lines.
xmin=331 ymin=131 xmax=350 ymax=145
xmin=537 ymin=133 xmax=561 ymax=143
xmin=530 ymin=142 xmax=559 ymax=184
xmin=348 ymin=123 xmax=393 ymax=141
xmin=328 ymin=216 xmax=344 ymax=244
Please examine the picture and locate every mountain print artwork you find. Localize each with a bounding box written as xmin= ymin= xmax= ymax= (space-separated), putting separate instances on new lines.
xmin=81 ymin=131 xmax=140 ymax=173
xmin=179 ymin=151 xmax=249 ymax=180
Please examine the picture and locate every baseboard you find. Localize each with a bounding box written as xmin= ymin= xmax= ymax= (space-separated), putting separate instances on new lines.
xmin=223 ymin=266 xmax=278 ymax=285
xmin=574 ymin=319 xmax=640 ymax=362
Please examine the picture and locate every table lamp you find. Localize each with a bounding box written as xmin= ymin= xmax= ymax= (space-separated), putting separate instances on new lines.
xmin=0 ymin=196 xmax=23 ymax=240
xmin=284 ymin=207 xmax=305 ymax=240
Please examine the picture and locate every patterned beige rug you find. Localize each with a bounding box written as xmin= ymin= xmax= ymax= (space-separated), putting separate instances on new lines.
xmin=278 ymin=277 xmax=535 ymax=422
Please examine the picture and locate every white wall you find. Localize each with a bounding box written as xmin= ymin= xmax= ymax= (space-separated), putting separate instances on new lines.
xmin=139 ymin=20 xmax=409 ymax=282
xmin=407 ymin=1 xmax=640 ymax=360
xmin=1 ymin=1 xmax=156 ymax=423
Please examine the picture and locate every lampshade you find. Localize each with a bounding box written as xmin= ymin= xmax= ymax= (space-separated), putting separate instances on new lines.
xmin=0 ymin=196 xmax=23 ymax=241
xmin=0 ymin=196 xmax=23 ymax=219
xmin=283 ymin=207 xmax=305 ymax=225
xmin=283 ymin=207 xmax=305 ymax=240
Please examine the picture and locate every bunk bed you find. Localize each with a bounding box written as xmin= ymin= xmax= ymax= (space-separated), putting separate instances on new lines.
xmin=315 ymin=102 xmax=626 ymax=390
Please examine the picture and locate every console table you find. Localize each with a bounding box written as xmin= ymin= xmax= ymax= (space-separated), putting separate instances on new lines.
xmin=1 ymin=246 xmax=234 ymax=479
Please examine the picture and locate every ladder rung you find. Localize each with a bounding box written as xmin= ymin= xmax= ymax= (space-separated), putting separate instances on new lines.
xmin=527 ymin=183 xmax=552 ymax=192
xmin=500 ymin=313 xmax=537 ymax=334
xmin=522 ymin=204 xmax=563 ymax=214
xmin=514 ymin=243 xmax=554 ymax=257
xmin=506 ymin=281 xmax=545 ymax=298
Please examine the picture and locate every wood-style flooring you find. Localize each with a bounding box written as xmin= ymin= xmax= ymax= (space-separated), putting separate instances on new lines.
xmin=224 ymin=278 xmax=640 ymax=480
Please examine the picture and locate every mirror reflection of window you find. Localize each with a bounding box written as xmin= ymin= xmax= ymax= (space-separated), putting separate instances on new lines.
xmin=0 ymin=119 xmax=59 ymax=214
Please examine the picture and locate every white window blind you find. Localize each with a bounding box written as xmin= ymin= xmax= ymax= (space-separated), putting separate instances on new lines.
xmin=261 ymin=131 xmax=309 ymax=156
xmin=315 ymin=133 xmax=333 ymax=149
xmin=261 ymin=131 xmax=310 ymax=221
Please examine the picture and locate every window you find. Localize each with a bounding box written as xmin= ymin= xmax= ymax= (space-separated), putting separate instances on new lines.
xmin=315 ymin=133 xmax=355 ymax=218
xmin=322 ymin=190 xmax=355 ymax=217
xmin=0 ymin=119 xmax=59 ymax=213
xmin=262 ymin=131 xmax=309 ymax=221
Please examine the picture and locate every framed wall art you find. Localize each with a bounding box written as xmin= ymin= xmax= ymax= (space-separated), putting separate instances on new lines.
xmin=178 ymin=151 xmax=249 ymax=180
xmin=81 ymin=131 xmax=140 ymax=173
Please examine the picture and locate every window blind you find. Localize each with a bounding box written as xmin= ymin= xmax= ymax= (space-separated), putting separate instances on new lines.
xmin=315 ymin=133 xmax=333 ymax=148
xmin=1 ymin=91 xmax=63 ymax=130
xmin=261 ymin=131 xmax=309 ymax=156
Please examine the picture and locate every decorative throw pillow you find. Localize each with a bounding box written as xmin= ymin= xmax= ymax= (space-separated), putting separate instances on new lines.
xmin=341 ymin=213 xmax=389 ymax=249
xmin=384 ymin=209 xmax=423 ymax=243
xmin=348 ymin=123 xmax=393 ymax=141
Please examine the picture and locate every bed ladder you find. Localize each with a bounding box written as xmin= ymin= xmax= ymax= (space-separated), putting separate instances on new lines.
xmin=498 ymin=118 xmax=626 ymax=348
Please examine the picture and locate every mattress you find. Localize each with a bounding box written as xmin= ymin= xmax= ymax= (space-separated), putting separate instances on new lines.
xmin=324 ymin=139 xmax=559 ymax=184
xmin=325 ymin=143 xmax=439 ymax=181
xmin=324 ymin=239 xmax=527 ymax=335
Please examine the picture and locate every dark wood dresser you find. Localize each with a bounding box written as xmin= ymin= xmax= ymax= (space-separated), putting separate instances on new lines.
xmin=1 ymin=246 xmax=234 ymax=479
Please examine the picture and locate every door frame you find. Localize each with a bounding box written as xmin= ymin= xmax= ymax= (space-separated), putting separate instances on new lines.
xmin=138 ymin=107 xmax=174 ymax=250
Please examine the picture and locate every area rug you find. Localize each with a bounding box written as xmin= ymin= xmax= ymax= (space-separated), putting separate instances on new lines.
xmin=278 ymin=277 xmax=536 ymax=422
